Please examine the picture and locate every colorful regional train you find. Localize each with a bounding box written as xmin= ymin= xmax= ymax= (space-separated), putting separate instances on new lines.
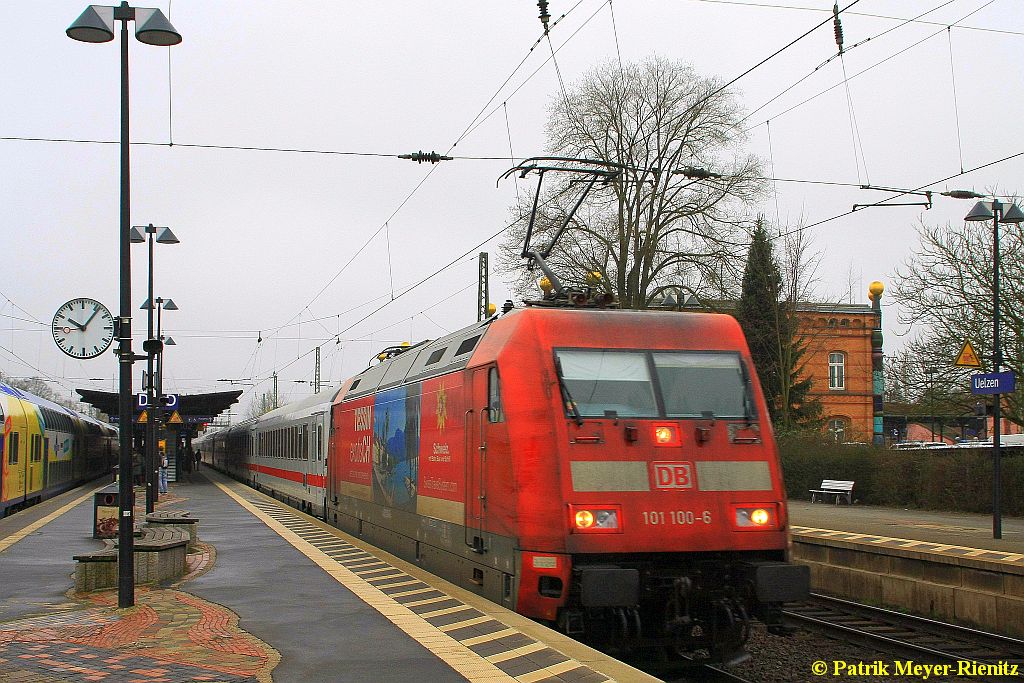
xmin=201 ymin=305 xmax=809 ymax=660
xmin=0 ymin=383 xmax=116 ymax=517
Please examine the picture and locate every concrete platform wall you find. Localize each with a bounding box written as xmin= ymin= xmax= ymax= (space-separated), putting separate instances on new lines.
xmin=792 ymin=536 xmax=1024 ymax=638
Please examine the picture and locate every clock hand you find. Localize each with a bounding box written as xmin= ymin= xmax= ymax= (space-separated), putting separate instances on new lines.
xmin=81 ymin=306 xmax=101 ymax=328
xmin=66 ymin=318 xmax=86 ymax=331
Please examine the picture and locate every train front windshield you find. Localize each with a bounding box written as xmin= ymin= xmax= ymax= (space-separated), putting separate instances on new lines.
xmin=554 ymin=349 xmax=750 ymax=419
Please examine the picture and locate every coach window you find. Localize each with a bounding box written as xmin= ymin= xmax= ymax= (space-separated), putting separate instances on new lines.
xmin=488 ymin=367 xmax=504 ymax=423
xmin=828 ymin=352 xmax=846 ymax=390
xmin=8 ymin=432 xmax=18 ymax=464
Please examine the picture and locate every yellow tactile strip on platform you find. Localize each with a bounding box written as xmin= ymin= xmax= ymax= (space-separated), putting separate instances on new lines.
xmin=214 ymin=480 xmax=614 ymax=683
xmin=791 ymin=526 xmax=1024 ymax=564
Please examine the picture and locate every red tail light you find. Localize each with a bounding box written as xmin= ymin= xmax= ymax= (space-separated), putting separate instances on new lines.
xmin=653 ymin=424 xmax=680 ymax=446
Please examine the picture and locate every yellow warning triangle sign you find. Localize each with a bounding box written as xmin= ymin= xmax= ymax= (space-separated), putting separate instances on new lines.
xmin=136 ymin=410 xmax=148 ymax=424
xmin=168 ymin=411 xmax=183 ymax=425
xmin=955 ymin=340 xmax=982 ymax=368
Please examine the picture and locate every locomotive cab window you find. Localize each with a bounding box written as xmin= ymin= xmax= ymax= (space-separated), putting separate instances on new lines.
xmin=654 ymin=352 xmax=748 ymax=419
xmin=554 ymin=349 xmax=752 ymax=420
xmin=555 ymin=350 xmax=657 ymax=418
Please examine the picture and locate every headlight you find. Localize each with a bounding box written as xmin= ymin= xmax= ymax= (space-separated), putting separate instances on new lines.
xmin=731 ymin=504 xmax=779 ymax=530
xmin=569 ymin=504 xmax=622 ymax=533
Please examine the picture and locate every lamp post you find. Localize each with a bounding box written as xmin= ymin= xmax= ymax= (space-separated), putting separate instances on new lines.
xmin=142 ymin=298 xmax=178 ymax=455
xmin=954 ymin=192 xmax=1024 ymax=539
xmin=67 ymin=2 xmax=181 ymax=609
xmin=924 ymin=367 xmax=938 ymax=442
xmin=131 ymin=225 xmax=179 ymax=515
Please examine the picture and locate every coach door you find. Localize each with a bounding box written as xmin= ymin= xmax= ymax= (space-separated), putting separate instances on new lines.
xmin=465 ymin=367 xmax=492 ymax=552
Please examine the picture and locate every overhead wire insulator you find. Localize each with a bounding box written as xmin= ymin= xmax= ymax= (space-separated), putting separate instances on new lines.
xmin=675 ymin=166 xmax=722 ymax=180
xmin=833 ymin=2 xmax=844 ymax=54
xmin=538 ymin=0 xmax=551 ymax=34
xmin=399 ymin=151 xmax=453 ymax=164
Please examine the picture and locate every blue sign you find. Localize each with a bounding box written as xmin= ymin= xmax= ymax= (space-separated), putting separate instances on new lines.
xmin=971 ymin=371 xmax=1016 ymax=395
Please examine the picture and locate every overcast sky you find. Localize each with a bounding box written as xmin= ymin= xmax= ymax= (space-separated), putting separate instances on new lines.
xmin=2 ymin=0 xmax=1022 ymax=419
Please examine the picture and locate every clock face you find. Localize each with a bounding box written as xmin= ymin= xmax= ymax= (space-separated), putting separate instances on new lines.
xmin=52 ymin=298 xmax=114 ymax=359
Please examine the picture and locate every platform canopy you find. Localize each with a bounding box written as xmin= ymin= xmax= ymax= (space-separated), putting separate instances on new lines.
xmin=77 ymin=389 xmax=242 ymax=426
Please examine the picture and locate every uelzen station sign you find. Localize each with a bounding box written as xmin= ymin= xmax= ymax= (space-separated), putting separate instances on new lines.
xmin=971 ymin=371 xmax=1016 ymax=395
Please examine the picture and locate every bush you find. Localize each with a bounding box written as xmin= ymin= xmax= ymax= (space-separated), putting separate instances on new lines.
xmin=777 ymin=434 xmax=1024 ymax=516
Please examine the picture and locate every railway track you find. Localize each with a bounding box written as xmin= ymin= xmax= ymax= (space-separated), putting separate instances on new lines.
xmin=784 ymin=593 xmax=1024 ymax=680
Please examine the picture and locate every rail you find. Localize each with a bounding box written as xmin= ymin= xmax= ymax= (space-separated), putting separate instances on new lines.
xmin=784 ymin=593 xmax=1024 ymax=680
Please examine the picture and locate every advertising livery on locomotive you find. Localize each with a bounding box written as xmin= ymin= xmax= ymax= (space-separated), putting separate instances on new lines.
xmin=202 ymin=305 xmax=809 ymax=661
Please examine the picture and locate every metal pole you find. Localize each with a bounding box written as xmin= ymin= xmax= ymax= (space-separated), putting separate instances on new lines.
xmin=116 ymin=7 xmax=135 ymax=609
xmin=145 ymin=227 xmax=156 ymax=514
xmin=992 ymin=200 xmax=1002 ymax=540
xmin=156 ymin=301 xmax=164 ymax=443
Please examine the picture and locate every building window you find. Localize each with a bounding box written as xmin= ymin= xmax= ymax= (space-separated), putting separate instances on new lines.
xmin=829 ymin=417 xmax=847 ymax=443
xmin=828 ymin=352 xmax=846 ymax=390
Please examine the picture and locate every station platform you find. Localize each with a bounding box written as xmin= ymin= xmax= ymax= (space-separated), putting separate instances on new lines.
xmin=0 ymin=470 xmax=656 ymax=683
xmin=788 ymin=499 xmax=1024 ymax=638
xmin=789 ymin=499 xmax=1024 ymax=560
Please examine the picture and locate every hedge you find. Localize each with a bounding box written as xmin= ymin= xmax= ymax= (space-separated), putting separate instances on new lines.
xmin=778 ymin=434 xmax=1024 ymax=517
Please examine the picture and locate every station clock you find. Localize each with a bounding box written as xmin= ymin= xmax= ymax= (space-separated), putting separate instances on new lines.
xmin=52 ymin=298 xmax=114 ymax=359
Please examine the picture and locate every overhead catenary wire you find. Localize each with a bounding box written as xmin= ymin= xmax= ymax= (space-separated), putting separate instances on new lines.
xmin=741 ymin=0 xmax=996 ymax=134
xmin=770 ymin=149 xmax=1024 ymax=241
xmin=738 ymin=0 xmax=962 ymax=131
xmin=947 ymin=26 xmax=965 ymax=174
xmin=609 ymin=0 xmax=624 ymax=71
xmin=683 ymin=0 xmax=1021 ymax=38
xmin=251 ymin=0 xmax=595 ymax=358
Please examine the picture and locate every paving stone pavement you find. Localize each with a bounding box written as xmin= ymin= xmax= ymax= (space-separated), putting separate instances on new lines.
xmin=0 ymin=486 xmax=278 ymax=683
xmin=0 ymin=584 xmax=279 ymax=683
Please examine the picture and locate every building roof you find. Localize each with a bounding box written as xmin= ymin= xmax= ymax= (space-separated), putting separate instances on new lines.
xmin=76 ymin=389 xmax=242 ymax=422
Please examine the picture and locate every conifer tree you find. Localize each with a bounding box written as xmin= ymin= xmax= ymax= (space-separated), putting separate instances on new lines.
xmin=737 ymin=222 xmax=820 ymax=430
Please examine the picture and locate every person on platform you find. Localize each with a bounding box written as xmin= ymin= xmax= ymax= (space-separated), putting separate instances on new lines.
xmin=159 ymin=451 xmax=169 ymax=494
xmin=194 ymin=449 xmax=202 ymax=470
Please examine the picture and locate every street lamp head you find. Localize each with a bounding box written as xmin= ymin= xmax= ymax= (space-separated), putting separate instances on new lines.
xmin=134 ymin=8 xmax=181 ymax=46
xmin=129 ymin=226 xmax=146 ymax=243
xmin=140 ymin=298 xmax=152 ymax=310
xmin=155 ymin=227 xmax=179 ymax=244
xmin=965 ymin=201 xmax=995 ymax=222
xmin=67 ymin=5 xmax=114 ymax=43
xmin=163 ymin=336 xmax=176 ymax=346
xmin=999 ymin=203 xmax=1024 ymax=224
xmin=162 ymin=299 xmax=178 ymax=311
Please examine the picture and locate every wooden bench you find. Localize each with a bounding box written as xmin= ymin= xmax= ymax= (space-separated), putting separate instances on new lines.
xmin=809 ymin=479 xmax=854 ymax=505
xmin=145 ymin=510 xmax=200 ymax=551
xmin=74 ymin=525 xmax=190 ymax=592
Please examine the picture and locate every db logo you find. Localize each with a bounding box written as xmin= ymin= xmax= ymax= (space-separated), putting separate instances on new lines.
xmin=653 ymin=462 xmax=694 ymax=489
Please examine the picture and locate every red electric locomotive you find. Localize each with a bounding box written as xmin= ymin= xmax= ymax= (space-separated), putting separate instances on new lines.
xmin=327 ymin=304 xmax=807 ymax=661
xmin=208 ymin=157 xmax=808 ymax=661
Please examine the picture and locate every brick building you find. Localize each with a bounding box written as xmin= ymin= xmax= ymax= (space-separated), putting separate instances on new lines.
xmin=678 ymin=288 xmax=882 ymax=442
xmin=795 ymin=302 xmax=879 ymax=442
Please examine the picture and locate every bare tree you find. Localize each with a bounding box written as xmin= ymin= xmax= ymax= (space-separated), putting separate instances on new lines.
xmin=893 ymin=209 xmax=1024 ymax=426
xmin=498 ymin=56 xmax=765 ymax=307
xmin=245 ymin=391 xmax=277 ymax=420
